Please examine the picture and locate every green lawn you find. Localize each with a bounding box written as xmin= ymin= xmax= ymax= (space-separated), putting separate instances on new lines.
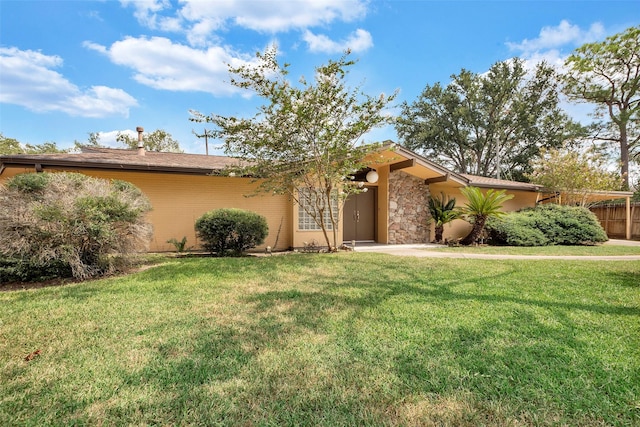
xmin=2 ymin=254 xmax=639 ymax=426
xmin=430 ymin=244 xmax=640 ymax=256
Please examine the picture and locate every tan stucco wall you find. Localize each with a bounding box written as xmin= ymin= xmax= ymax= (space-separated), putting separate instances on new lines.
xmin=0 ymin=166 xmax=292 ymax=252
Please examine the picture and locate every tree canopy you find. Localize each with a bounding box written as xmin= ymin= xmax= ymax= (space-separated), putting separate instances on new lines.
xmin=1 ymin=133 xmax=68 ymax=155
xmin=528 ymin=146 xmax=622 ymax=207
xmin=116 ymin=129 xmax=183 ymax=153
xmin=190 ymin=47 xmax=396 ymax=250
xmin=562 ymin=25 xmax=640 ymax=189
xmin=396 ymin=59 xmax=584 ymax=181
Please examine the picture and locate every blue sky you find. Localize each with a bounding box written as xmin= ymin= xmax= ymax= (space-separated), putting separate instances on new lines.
xmin=1 ymin=0 xmax=639 ymax=154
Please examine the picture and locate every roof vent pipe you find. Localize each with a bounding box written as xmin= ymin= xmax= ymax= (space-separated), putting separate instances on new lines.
xmin=136 ymin=126 xmax=145 ymax=156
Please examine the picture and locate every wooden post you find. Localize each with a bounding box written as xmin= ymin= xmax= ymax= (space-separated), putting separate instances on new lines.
xmin=626 ymin=196 xmax=632 ymax=240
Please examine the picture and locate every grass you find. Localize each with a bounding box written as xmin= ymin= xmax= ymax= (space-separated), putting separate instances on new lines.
xmin=430 ymin=244 xmax=640 ymax=256
xmin=1 ymin=253 xmax=639 ymax=426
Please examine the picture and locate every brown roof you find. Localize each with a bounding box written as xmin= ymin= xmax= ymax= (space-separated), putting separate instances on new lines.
xmin=0 ymin=147 xmax=243 ymax=175
xmin=461 ymin=173 xmax=542 ymax=192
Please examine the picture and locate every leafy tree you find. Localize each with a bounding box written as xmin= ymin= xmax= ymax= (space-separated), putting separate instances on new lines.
xmin=459 ymin=186 xmax=513 ymax=245
xmin=396 ymin=59 xmax=584 ymax=181
xmin=116 ymin=129 xmax=183 ymax=152
xmin=563 ymin=26 xmax=640 ymax=189
xmin=1 ymin=133 xmax=67 ymax=154
xmin=190 ymin=47 xmax=396 ymax=251
xmin=0 ymin=172 xmax=152 ymax=279
xmin=0 ymin=133 xmax=22 ymax=154
xmin=528 ymin=146 xmax=622 ymax=207
xmin=427 ymin=192 xmax=459 ymax=243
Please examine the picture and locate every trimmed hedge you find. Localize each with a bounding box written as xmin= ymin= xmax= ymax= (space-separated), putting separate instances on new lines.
xmin=487 ymin=204 xmax=608 ymax=246
xmin=195 ymin=208 xmax=268 ymax=256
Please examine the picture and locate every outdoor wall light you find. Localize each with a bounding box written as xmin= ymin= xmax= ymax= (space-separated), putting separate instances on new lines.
xmin=366 ymin=170 xmax=379 ymax=183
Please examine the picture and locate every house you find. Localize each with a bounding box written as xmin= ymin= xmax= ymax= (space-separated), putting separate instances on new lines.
xmin=1 ymin=143 xmax=634 ymax=251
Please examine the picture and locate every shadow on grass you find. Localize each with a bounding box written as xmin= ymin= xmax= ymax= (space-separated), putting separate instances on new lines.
xmin=6 ymin=254 xmax=638 ymax=425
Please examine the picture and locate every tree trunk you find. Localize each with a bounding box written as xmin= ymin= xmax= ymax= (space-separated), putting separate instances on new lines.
xmin=435 ymin=225 xmax=444 ymax=243
xmin=461 ymin=216 xmax=486 ymax=245
xmin=620 ymin=122 xmax=629 ymax=190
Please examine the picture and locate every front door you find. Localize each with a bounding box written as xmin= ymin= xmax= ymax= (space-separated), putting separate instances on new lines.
xmin=343 ymin=188 xmax=376 ymax=242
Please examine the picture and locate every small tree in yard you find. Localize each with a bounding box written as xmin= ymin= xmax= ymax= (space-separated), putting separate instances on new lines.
xmin=195 ymin=209 xmax=268 ymax=256
xmin=528 ymin=146 xmax=622 ymax=207
xmin=428 ymin=192 xmax=459 ymax=243
xmin=0 ymin=172 xmax=152 ymax=280
xmin=190 ymin=47 xmax=396 ymax=251
xmin=459 ymin=186 xmax=513 ymax=245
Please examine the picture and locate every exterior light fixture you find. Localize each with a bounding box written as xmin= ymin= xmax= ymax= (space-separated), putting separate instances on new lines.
xmin=366 ymin=170 xmax=379 ymax=183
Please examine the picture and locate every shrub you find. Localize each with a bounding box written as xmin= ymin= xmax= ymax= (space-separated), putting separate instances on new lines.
xmin=195 ymin=208 xmax=268 ymax=256
xmin=487 ymin=204 xmax=608 ymax=246
xmin=0 ymin=172 xmax=153 ymax=280
xmin=487 ymin=217 xmax=549 ymax=246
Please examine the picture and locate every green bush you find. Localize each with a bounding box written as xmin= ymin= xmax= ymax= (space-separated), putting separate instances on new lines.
xmin=195 ymin=208 xmax=268 ymax=256
xmin=0 ymin=172 xmax=153 ymax=280
xmin=487 ymin=204 xmax=608 ymax=246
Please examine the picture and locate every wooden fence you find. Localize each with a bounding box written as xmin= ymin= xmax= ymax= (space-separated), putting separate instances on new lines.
xmin=590 ymin=203 xmax=640 ymax=240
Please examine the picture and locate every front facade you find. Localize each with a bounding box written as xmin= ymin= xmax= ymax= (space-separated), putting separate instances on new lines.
xmin=3 ymin=143 xmax=627 ymax=251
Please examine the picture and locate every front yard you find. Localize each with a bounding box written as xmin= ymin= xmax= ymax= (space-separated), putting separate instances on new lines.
xmin=1 ymin=253 xmax=639 ymax=426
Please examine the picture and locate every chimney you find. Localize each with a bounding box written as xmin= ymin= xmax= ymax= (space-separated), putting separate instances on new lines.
xmin=136 ymin=126 xmax=145 ymax=156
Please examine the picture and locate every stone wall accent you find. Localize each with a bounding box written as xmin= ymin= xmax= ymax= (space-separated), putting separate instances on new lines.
xmin=388 ymin=171 xmax=431 ymax=244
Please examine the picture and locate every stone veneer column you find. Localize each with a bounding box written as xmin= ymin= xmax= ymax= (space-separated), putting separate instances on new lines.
xmin=388 ymin=171 xmax=431 ymax=244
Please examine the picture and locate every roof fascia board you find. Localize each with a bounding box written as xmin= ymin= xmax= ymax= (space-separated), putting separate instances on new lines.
xmin=0 ymin=158 xmax=222 ymax=176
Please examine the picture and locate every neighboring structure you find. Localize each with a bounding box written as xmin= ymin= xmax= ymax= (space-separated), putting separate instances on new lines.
xmin=1 ymin=143 xmax=634 ymax=251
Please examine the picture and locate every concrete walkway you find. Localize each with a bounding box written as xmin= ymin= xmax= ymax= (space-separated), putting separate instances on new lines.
xmin=353 ymin=239 xmax=640 ymax=261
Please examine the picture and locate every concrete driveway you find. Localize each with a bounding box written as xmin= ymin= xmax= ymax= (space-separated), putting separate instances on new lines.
xmin=353 ymin=239 xmax=640 ymax=260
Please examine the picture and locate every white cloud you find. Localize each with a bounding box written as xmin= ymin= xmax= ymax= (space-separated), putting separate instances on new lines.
xmin=0 ymin=47 xmax=138 ymax=117
xmin=121 ymin=0 xmax=370 ymax=48
xmin=507 ymin=20 xmax=605 ymax=55
xmin=303 ymin=28 xmax=373 ymax=53
xmin=85 ymin=36 xmax=257 ymax=95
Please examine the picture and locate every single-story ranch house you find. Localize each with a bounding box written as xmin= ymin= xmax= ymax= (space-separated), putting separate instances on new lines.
xmin=1 ymin=142 xmax=634 ymax=251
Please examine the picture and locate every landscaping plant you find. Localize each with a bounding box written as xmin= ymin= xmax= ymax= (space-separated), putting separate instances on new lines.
xmin=195 ymin=208 xmax=268 ymax=256
xmin=427 ymin=192 xmax=459 ymax=243
xmin=0 ymin=172 xmax=152 ymax=280
xmin=459 ymin=186 xmax=513 ymax=245
xmin=487 ymin=203 xmax=608 ymax=246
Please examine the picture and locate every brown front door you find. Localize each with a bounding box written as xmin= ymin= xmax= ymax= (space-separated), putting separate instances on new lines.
xmin=344 ymin=188 xmax=376 ymax=242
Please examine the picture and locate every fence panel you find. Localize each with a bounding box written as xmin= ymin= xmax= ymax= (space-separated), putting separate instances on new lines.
xmin=590 ymin=203 xmax=640 ymax=240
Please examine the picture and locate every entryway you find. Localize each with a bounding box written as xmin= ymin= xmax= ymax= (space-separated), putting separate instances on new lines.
xmin=343 ymin=188 xmax=377 ymax=242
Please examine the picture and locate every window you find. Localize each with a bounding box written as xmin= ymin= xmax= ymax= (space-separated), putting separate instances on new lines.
xmin=298 ymin=188 xmax=339 ymax=231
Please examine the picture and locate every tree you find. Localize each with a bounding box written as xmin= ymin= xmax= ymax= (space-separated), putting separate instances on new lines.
xmin=0 ymin=133 xmax=22 ymax=154
xmin=116 ymin=129 xmax=183 ymax=152
xmin=459 ymin=186 xmax=513 ymax=245
xmin=0 ymin=133 xmax=67 ymax=154
xmin=396 ymin=59 xmax=584 ymax=181
xmin=190 ymin=47 xmax=396 ymax=251
xmin=563 ymin=26 xmax=640 ymax=189
xmin=427 ymin=192 xmax=459 ymax=243
xmin=527 ymin=146 xmax=622 ymax=207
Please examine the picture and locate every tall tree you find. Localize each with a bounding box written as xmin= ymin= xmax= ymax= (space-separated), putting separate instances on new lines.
xmin=396 ymin=59 xmax=584 ymax=181
xmin=527 ymin=146 xmax=623 ymax=207
xmin=190 ymin=47 xmax=396 ymax=251
xmin=562 ymin=25 xmax=640 ymax=189
xmin=116 ymin=129 xmax=183 ymax=153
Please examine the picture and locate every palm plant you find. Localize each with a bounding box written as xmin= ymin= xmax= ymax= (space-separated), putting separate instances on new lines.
xmin=459 ymin=186 xmax=513 ymax=245
xmin=428 ymin=192 xmax=460 ymax=243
